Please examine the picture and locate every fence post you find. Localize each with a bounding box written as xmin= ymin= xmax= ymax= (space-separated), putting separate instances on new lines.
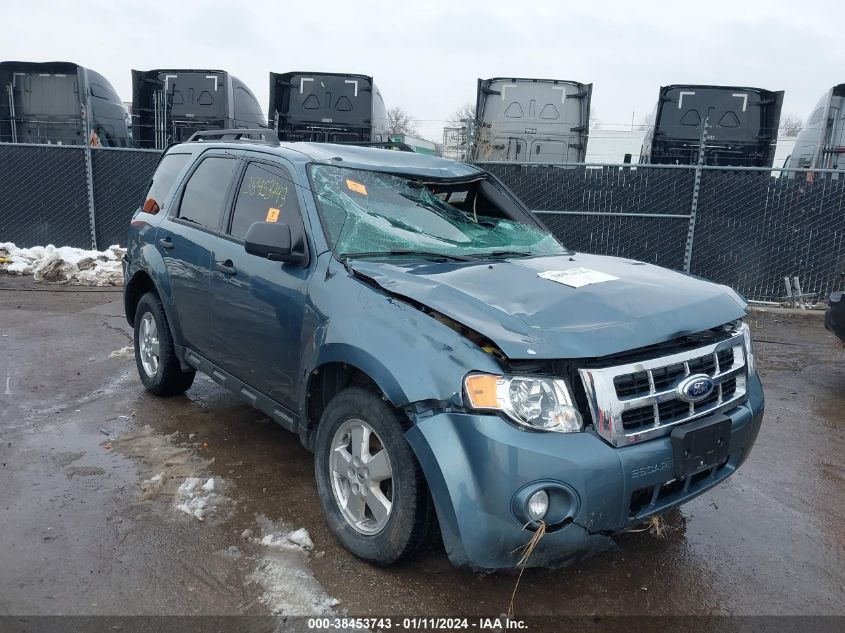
xmin=683 ymin=118 xmax=709 ymax=273
xmin=80 ymin=104 xmax=98 ymax=250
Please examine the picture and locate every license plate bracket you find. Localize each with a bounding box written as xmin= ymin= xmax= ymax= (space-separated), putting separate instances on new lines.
xmin=670 ymin=414 xmax=731 ymax=479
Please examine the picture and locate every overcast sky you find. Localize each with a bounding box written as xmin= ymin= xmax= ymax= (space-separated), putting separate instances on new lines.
xmin=5 ymin=0 xmax=844 ymax=141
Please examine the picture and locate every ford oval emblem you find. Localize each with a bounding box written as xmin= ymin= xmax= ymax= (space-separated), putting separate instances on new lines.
xmin=677 ymin=374 xmax=715 ymax=403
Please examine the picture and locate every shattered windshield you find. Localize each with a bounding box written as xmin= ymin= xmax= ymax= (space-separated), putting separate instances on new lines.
xmin=308 ymin=164 xmax=566 ymax=259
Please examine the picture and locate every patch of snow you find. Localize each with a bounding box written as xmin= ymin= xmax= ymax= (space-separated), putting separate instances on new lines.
xmin=258 ymin=528 xmax=314 ymax=552
xmin=109 ymin=346 xmax=134 ymax=359
xmin=173 ymin=476 xmax=229 ymax=521
xmin=140 ymin=472 xmax=166 ymax=499
xmin=249 ymin=554 xmax=340 ymax=616
xmin=0 ymin=242 xmax=125 ymax=286
xmin=249 ymin=515 xmax=338 ymax=616
xmin=288 ymin=528 xmax=315 ymax=551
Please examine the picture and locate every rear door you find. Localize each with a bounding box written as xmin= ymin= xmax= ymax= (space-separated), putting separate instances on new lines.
xmin=156 ymin=152 xmax=238 ymax=358
xmin=209 ymin=157 xmax=311 ymax=409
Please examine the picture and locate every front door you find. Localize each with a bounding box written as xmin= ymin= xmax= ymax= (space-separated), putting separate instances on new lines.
xmin=209 ymin=158 xmax=311 ymax=409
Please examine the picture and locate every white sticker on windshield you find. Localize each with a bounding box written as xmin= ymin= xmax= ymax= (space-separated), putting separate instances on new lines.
xmin=538 ymin=268 xmax=620 ymax=288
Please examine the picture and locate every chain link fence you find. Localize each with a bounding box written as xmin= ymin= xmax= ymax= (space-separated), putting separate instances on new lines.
xmin=1 ymin=142 xmax=843 ymax=302
xmin=0 ymin=142 xmax=161 ymax=251
xmin=91 ymin=147 xmax=161 ymax=249
xmin=481 ymin=161 xmax=845 ymax=302
xmin=0 ymin=143 xmax=93 ymax=248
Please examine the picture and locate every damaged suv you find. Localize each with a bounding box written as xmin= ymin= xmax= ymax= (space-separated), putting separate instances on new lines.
xmin=123 ymin=130 xmax=764 ymax=569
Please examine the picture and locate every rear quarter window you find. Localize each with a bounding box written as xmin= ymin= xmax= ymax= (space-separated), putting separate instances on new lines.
xmin=142 ymin=153 xmax=190 ymax=213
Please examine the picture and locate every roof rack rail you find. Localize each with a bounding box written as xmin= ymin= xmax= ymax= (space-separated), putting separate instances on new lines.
xmin=331 ymin=140 xmax=416 ymax=152
xmin=187 ymin=129 xmax=279 ymax=144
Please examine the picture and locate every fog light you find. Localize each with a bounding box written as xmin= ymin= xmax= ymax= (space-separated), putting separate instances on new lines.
xmin=527 ymin=489 xmax=549 ymax=521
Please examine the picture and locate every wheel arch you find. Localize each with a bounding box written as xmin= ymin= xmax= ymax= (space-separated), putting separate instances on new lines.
xmin=124 ymin=269 xmax=158 ymax=327
xmin=300 ymin=346 xmax=410 ymax=451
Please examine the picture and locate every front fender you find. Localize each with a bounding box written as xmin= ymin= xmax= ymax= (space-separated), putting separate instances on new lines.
xmin=310 ymin=343 xmax=411 ymax=406
xmin=299 ymin=256 xmax=503 ymax=413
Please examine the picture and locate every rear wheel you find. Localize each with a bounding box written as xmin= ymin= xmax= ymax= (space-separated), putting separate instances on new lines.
xmin=133 ymin=292 xmax=195 ymax=396
xmin=314 ymin=387 xmax=434 ymax=565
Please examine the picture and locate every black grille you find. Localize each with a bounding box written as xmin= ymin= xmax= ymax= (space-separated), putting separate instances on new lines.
xmin=629 ymin=457 xmax=731 ymax=517
xmin=620 ymin=406 xmax=655 ymax=429
xmin=614 ymin=372 xmax=650 ymax=398
xmin=652 ymin=363 xmax=687 ymax=391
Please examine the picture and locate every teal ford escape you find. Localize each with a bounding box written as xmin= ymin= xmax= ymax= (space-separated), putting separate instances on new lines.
xmin=123 ymin=130 xmax=764 ymax=569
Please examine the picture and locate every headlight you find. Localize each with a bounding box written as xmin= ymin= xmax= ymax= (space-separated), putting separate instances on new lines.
xmin=463 ymin=373 xmax=583 ymax=433
xmin=739 ymin=321 xmax=756 ymax=373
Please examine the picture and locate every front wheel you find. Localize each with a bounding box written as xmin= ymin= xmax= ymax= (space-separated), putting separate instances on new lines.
xmin=314 ymin=387 xmax=434 ymax=565
xmin=133 ymin=292 xmax=195 ymax=396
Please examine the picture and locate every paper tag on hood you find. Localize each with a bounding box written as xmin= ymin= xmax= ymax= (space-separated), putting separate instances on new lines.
xmin=538 ymin=268 xmax=620 ymax=288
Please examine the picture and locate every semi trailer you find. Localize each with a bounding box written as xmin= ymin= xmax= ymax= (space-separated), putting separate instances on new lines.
xmin=131 ymin=69 xmax=266 ymax=149
xmin=474 ymin=77 xmax=592 ymax=163
xmin=1 ymin=60 xmax=129 ymax=146
xmin=639 ymin=84 xmax=784 ymax=167
xmin=269 ymin=71 xmax=388 ymax=143
xmin=785 ymin=83 xmax=845 ymax=170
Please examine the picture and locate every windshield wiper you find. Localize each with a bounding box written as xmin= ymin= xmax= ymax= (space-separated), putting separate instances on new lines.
xmin=341 ymin=249 xmax=478 ymax=262
xmin=479 ymin=250 xmax=534 ymax=259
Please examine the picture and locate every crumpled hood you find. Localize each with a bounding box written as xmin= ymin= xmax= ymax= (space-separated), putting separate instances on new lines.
xmin=349 ymin=253 xmax=747 ymax=360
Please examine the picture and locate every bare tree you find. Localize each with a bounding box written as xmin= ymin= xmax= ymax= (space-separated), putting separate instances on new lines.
xmin=386 ymin=107 xmax=418 ymax=136
xmin=779 ymin=113 xmax=804 ymax=137
xmin=638 ymin=112 xmax=655 ymax=130
xmin=448 ymin=103 xmax=476 ymax=126
xmin=589 ymin=109 xmax=601 ymax=130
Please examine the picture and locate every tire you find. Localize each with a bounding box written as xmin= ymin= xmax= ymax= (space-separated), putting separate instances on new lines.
xmin=133 ymin=291 xmax=195 ymax=396
xmin=314 ymin=387 xmax=435 ymax=565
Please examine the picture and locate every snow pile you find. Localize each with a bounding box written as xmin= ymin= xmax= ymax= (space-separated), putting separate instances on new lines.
xmin=0 ymin=242 xmax=125 ymax=286
xmin=173 ymin=476 xmax=230 ymax=521
xmin=248 ymin=516 xmax=339 ymax=615
xmin=258 ymin=527 xmax=315 ymax=552
xmin=109 ymin=346 xmax=134 ymax=359
xmin=140 ymin=472 xmax=166 ymax=499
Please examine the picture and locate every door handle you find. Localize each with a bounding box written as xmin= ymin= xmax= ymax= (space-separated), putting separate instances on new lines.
xmin=158 ymin=237 xmax=174 ymax=250
xmin=214 ymin=260 xmax=237 ymax=275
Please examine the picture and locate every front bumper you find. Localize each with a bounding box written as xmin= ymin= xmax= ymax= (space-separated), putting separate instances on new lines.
xmin=406 ymin=372 xmax=764 ymax=569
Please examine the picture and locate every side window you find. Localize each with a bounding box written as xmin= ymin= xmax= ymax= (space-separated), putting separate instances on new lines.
xmin=808 ymin=107 xmax=824 ymax=126
xmin=177 ymin=157 xmax=237 ymax=230
xmin=89 ymin=83 xmax=110 ymax=99
xmin=230 ymin=162 xmax=302 ymax=239
xmin=142 ymin=153 xmax=191 ymax=213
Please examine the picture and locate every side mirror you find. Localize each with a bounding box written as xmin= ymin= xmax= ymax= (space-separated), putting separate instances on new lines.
xmin=244 ymin=222 xmax=305 ymax=266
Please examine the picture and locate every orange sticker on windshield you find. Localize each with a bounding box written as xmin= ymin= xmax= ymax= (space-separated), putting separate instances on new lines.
xmin=266 ymin=207 xmax=280 ymax=223
xmin=346 ymin=179 xmax=367 ymax=195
